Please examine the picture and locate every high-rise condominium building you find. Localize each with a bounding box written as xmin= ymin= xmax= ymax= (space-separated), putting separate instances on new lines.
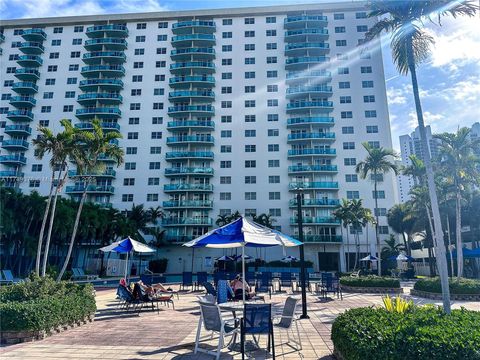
xmin=0 ymin=2 xmax=397 ymax=272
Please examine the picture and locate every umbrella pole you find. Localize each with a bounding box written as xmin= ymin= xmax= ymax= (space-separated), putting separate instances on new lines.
xmin=125 ymin=251 xmax=129 ymax=283
xmin=242 ymin=245 xmax=246 ymax=303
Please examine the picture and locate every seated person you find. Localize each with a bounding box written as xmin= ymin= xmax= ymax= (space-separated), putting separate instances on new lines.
xmin=134 ymin=280 xmax=175 ymax=299
xmin=230 ymin=275 xmax=256 ymax=300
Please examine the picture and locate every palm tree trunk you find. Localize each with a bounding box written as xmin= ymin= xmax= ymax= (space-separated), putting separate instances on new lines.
xmin=446 ymin=214 xmax=455 ymax=278
xmin=455 ymin=190 xmax=463 ymax=279
xmin=373 ymin=174 xmax=381 ymax=275
xmin=402 ymin=233 xmax=409 ymax=256
xmin=57 ymin=183 xmax=89 ymax=282
xmin=407 ymin=42 xmax=451 ymax=313
xmin=35 ymin=171 xmax=56 ymax=276
xmin=354 ymin=233 xmax=359 ymax=270
xmin=345 ymin=226 xmax=350 ymax=271
xmin=41 ymin=169 xmax=64 ymax=277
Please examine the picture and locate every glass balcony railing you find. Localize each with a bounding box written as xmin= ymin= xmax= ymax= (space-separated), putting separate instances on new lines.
xmin=285 ymin=56 xmax=329 ymax=68
xmin=286 ymin=101 xmax=333 ymax=112
xmin=165 ymin=167 xmax=214 ymax=176
xmin=285 ymin=28 xmax=329 ymax=38
xmin=0 ymin=170 xmax=24 ymax=178
xmin=171 ymin=34 xmax=215 ymax=44
xmin=77 ymin=92 xmax=123 ymax=103
xmin=9 ymin=96 xmax=36 ymax=107
xmin=14 ymin=68 xmax=40 ymax=80
xmin=163 ymin=183 xmax=214 ymax=192
xmin=302 ymin=235 xmax=343 ymax=243
xmin=172 ymin=20 xmax=216 ymax=31
xmin=16 ymin=55 xmax=43 ymax=67
xmin=21 ymin=28 xmax=47 ymax=41
xmin=290 ymin=217 xmax=340 ymax=225
xmin=74 ymin=122 xmax=120 ymax=131
xmin=284 ymin=15 xmax=328 ymax=25
xmin=80 ymin=65 xmax=125 ymax=77
xmin=287 ymin=117 xmax=334 ymax=126
xmin=171 ymin=47 xmax=215 ymax=59
xmin=19 ymin=42 xmax=45 ymax=54
xmin=84 ymin=38 xmax=127 ymax=50
xmin=166 ymin=151 xmax=214 ymax=160
xmin=286 ymin=70 xmax=331 ymax=81
xmin=166 ymin=135 xmax=214 ymax=144
xmin=288 ymin=181 xmax=339 ymax=189
xmin=6 ymin=109 xmax=34 ymax=121
xmin=82 ymin=51 xmax=126 ymax=63
xmin=288 ymin=148 xmax=336 ymax=156
xmin=12 ymin=82 xmax=38 ymax=94
xmin=167 ymin=105 xmax=214 ymax=115
xmin=65 ymin=185 xmax=115 ymax=194
xmin=1 ymin=139 xmax=29 ymax=150
xmin=287 ymin=132 xmax=335 ymax=141
xmin=167 ymin=120 xmax=214 ymax=129
xmin=68 ymin=169 xmax=116 ymax=177
xmin=162 ymin=200 xmax=213 ymax=208
xmin=170 ymin=61 xmax=215 ymax=73
xmin=0 ymin=155 xmax=27 ymax=165
xmin=288 ymin=164 xmax=338 ymax=173
xmin=4 ymin=125 xmax=32 ymax=135
xmin=286 ymin=86 xmax=333 ymax=97
xmin=169 ymin=76 xmax=215 ymax=87
xmin=75 ymin=107 xmax=121 ymax=117
xmin=79 ymin=78 xmax=124 ymax=90
xmin=285 ymin=42 xmax=330 ymax=53
xmin=168 ymin=91 xmax=215 ymax=100
xmin=162 ymin=217 xmax=213 ymax=226
xmin=86 ymin=24 xmax=128 ymax=38
xmin=289 ymin=198 xmax=340 ymax=207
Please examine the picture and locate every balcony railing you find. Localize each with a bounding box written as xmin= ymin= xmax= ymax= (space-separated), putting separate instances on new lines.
xmin=0 ymin=170 xmax=25 ymax=178
xmin=19 ymin=42 xmax=45 ymax=54
xmin=0 ymin=155 xmax=27 ymax=165
xmin=82 ymin=51 xmax=126 ymax=63
xmin=284 ymin=15 xmax=328 ymax=24
xmin=288 ymin=164 xmax=338 ymax=173
xmin=170 ymin=61 xmax=215 ymax=72
xmin=169 ymin=76 xmax=215 ymax=86
xmin=290 ymin=217 xmax=340 ymax=225
xmin=302 ymin=235 xmax=343 ymax=243
xmin=288 ymin=148 xmax=336 ymax=156
xmin=165 ymin=151 xmax=214 ymax=160
xmin=286 ymin=86 xmax=333 ymax=96
xmin=162 ymin=217 xmax=213 ymax=226
xmin=286 ymin=70 xmax=331 ymax=81
xmin=286 ymin=101 xmax=333 ymax=112
xmin=167 ymin=105 xmax=214 ymax=116
xmin=285 ymin=28 xmax=329 ymax=38
xmin=77 ymin=92 xmax=123 ymax=103
xmin=21 ymin=28 xmax=47 ymax=41
xmin=169 ymin=91 xmax=215 ymax=101
xmin=74 ymin=122 xmax=120 ymax=131
xmin=288 ymin=182 xmax=339 ymax=189
xmin=1 ymin=139 xmax=29 ymax=150
xmin=162 ymin=200 xmax=213 ymax=208
xmin=9 ymin=96 xmax=36 ymax=107
xmin=172 ymin=20 xmax=215 ymax=30
xmin=171 ymin=47 xmax=215 ymax=59
xmin=165 ymin=167 xmax=214 ymax=176
xmin=76 ymin=107 xmax=121 ymax=117
xmin=16 ymin=55 xmax=43 ymax=67
xmin=68 ymin=169 xmax=116 ymax=177
xmin=285 ymin=56 xmax=329 ymax=66
xmin=80 ymin=65 xmax=125 ymax=77
xmin=12 ymin=82 xmax=38 ymax=94
xmin=65 ymin=185 xmax=115 ymax=194
xmin=163 ymin=183 xmax=214 ymax=192
xmin=287 ymin=117 xmax=334 ymax=126
xmin=6 ymin=110 xmax=34 ymax=121
xmin=84 ymin=38 xmax=127 ymax=50
xmin=171 ymin=34 xmax=215 ymax=43
xmin=287 ymin=132 xmax=335 ymax=141
xmin=4 ymin=125 xmax=32 ymax=135
xmin=86 ymin=24 xmax=128 ymax=37
xmin=79 ymin=78 xmax=124 ymax=90
xmin=14 ymin=68 xmax=40 ymax=80
xmin=289 ymin=199 xmax=340 ymax=207
xmin=166 ymin=135 xmax=214 ymax=144
xmin=167 ymin=120 xmax=214 ymax=129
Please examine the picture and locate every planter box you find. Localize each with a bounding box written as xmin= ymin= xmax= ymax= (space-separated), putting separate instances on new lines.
xmin=411 ymin=289 xmax=480 ymax=301
xmin=341 ymin=284 xmax=403 ymax=294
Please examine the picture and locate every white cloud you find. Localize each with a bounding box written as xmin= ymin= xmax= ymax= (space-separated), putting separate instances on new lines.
xmin=387 ymin=87 xmax=407 ymax=105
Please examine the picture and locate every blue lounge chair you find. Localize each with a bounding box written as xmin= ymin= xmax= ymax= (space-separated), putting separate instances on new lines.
xmin=196 ymin=272 xmax=208 ymax=290
xmin=280 ymin=272 xmax=293 ymax=291
xmin=2 ymin=270 xmax=20 ymax=284
xmin=203 ymin=282 xmax=217 ymax=298
xmin=182 ymin=271 xmax=193 ymax=290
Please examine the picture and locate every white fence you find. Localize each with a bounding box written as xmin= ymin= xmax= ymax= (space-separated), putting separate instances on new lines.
xmin=86 ymin=258 xmax=150 ymax=277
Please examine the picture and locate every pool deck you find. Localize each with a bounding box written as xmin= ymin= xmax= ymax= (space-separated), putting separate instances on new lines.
xmin=1 ymin=282 xmax=478 ymax=359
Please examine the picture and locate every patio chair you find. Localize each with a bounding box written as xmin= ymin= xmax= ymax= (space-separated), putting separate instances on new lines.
xmin=2 ymin=270 xmax=21 ymax=284
xmin=295 ymin=271 xmax=311 ymax=293
xmin=241 ymin=303 xmax=275 ymax=359
xmin=321 ymin=277 xmax=343 ymax=300
xmin=204 ymin=282 xmax=217 ymax=298
xmin=181 ymin=271 xmax=193 ymax=290
xmin=197 ymin=294 xmax=216 ymax=304
xmin=279 ymin=272 xmax=293 ymax=292
xmin=133 ymin=282 xmax=175 ymax=313
xmin=273 ymin=296 xmax=301 ymax=350
xmin=246 ymin=271 xmax=256 ymax=285
xmin=256 ymin=275 xmax=272 ymax=299
xmin=196 ymin=272 xmax=208 ymax=291
xmin=116 ymin=284 xmax=142 ymax=314
xmin=195 ymin=302 xmax=239 ymax=360
xmin=350 ymin=270 xmax=361 ymax=278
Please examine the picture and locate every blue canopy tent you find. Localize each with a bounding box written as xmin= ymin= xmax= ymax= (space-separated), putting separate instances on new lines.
xmin=183 ymin=216 xmax=302 ymax=301
xmin=451 ymin=247 xmax=480 ymax=258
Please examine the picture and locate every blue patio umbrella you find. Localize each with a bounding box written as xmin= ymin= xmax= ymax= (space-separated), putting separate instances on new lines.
xmin=184 ymin=217 xmax=302 ymax=301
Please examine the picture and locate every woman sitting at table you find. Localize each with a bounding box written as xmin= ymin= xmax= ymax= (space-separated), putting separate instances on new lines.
xmin=230 ymin=274 xmax=255 ymax=300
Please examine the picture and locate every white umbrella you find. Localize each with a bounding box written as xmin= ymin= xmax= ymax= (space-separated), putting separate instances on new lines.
xmin=360 ymin=255 xmax=378 ymax=261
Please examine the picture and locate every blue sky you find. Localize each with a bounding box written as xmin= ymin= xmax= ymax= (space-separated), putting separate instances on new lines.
xmin=1 ymin=0 xmax=479 ymax=150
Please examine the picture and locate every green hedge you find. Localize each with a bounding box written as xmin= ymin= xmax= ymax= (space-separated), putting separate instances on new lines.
xmin=340 ymin=276 xmax=400 ymax=288
xmin=332 ymin=307 xmax=480 ymax=360
xmin=414 ymin=277 xmax=480 ymax=295
xmin=0 ymin=276 xmax=96 ymax=332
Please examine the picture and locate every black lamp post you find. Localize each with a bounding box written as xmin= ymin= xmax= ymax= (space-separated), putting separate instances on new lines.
xmin=296 ymin=191 xmax=309 ymax=319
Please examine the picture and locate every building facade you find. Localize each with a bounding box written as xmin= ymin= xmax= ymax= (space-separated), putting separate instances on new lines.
xmin=0 ymin=2 xmax=397 ymax=272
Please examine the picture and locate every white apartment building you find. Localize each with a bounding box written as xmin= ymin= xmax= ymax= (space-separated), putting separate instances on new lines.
xmin=0 ymin=2 xmax=397 ymax=272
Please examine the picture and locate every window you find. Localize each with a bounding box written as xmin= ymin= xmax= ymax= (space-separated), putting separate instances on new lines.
xmin=133 ymin=61 xmax=144 ymax=69
xmin=156 ymin=47 xmax=166 ymax=54
xmin=221 ymin=100 xmax=232 ymax=108
xmin=364 ymin=95 xmax=375 ymax=103
xmin=131 ymin=89 xmax=142 ymax=96
xmin=152 ymin=102 xmax=164 ymax=110
xmin=127 ymin=132 xmax=139 ymax=140
xmin=245 ymin=44 xmax=255 ymax=51
xmin=47 ymin=65 xmax=57 ymax=72
xmin=135 ymin=35 xmax=146 ymax=42
xmin=267 ymin=70 xmax=278 ymax=78
xmin=221 ymin=145 xmax=232 ymax=153
xmin=45 ymin=78 xmax=56 ymax=85
xmin=339 ymin=81 xmax=350 ymax=89
xmin=335 ymin=26 xmax=346 ymax=33
xmin=65 ymin=91 xmax=75 ymax=98
xmin=269 ymin=192 xmax=280 ymax=200
xmin=129 ymin=117 xmax=140 ymax=124
xmin=148 ymin=178 xmax=160 ymax=186
xmin=344 ymin=158 xmax=357 ymax=166
xmin=125 ymin=162 xmax=136 ymax=170
xmin=267 ymin=85 xmax=278 ymax=92
xmin=340 ymin=96 xmax=351 ymax=104
xmin=130 ymin=103 xmax=141 ymax=110
xmin=245 ymin=192 xmax=256 ymax=200
xmin=342 ymin=126 xmax=354 ymax=134
xmin=356 ymin=11 xmax=367 ymax=19
xmin=245 ymin=100 xmax=255 ymax=107
xmin=43 ymin=92 xmax=53 ymax=99
xmin=222 ymin=45 xmax=232 ymax=52
xmin=245 ymin=130 xmax=256 ymax=137
xmin=266 ymin=56 xmax=277 ymax=64
xmin=74 ymin=25 xmax=84 ymax=32
xmin=343 ymin=142 xmax=355 ymax=150
xmin=268 ymin=114 xmax=278 ymax=122
xmin=122 ymin=194 xmax=134 ymax=202
xmin=32 ymin=164 xmax=43 ymax=172
xmin=29 ymin=180 xmax=40 ymax=188
xmin=147 ymin=194 xmax=159 ymax=202
xmin=9 ymin=54 xmax=19 ymax=61
xmin=53 ymin=27 xmax=63 ymax=33
xmin=336 ymin=40 xmax=347 ymax=47
xmin=245 ymin=145 xmax=256 ymax=152
xmin=373 ymin=190 xmax=386 ymax=199
xmin=68 ymin=64 xmax=79 ymax=71
xmin=362 ymin=80 xmax=374 ymax=88
xmin=266 ymin=16 xmax=276 ymax=23
xmin=154 ymin=74 xmax=165 ymax=81
xmin=245 ymin=31 xmax=255 ymax=37
xmin=151 ymin=132 xmax=162 ymax=139
xmin=375 ymin=208 xmax=387 ymax=216
xmin=134 ymin=48 xmax=145 ymax=55
xmin=220 ymin=192 xmax=231 ymax=200
xmin=268 ymin=144 xmax=279 ymax=152
xmin=158 ymin=21 xmax=168 ymax=28
xmin=72 ymin=38 xmax=82 ymax=45
xmin=245 ymin=71 xmax=255 ymax=79
xmin=222 ymin=31 xmax=232 ymax=38
xmin=245 ymin=176 xmax=256 ymax=184
xmin=126 ymin=147 xmax=137 ymax=155
xmin=149 ymin=162 xmax=161 ymax=170
xmin=338 ymin=67 xmax=349 ymax=75
xmin=222 ymin=72 xmax=232 ymax=79
xmin=346 ymin=174 xmax=358 ymax=182
xmin=123 ymin=178 xmax=135 ymax=186
xmin=220 ymin=176 xmax=231 ymax=184
xmin=266 ymin=30 xmax=277 ymax=36
xmin=245 ymin=17 xmax=255 ymax=24
xmin=132 ymin=75 xmax=143 ymax=82
xmin=357 ymin=25 xmax=368 ymax=32
xmin=368 ymin=141 xmax=380 ymax=149
xmin=221 ymin=86 xmax=232 ymax=94
xmin=269 ymin=176 xmax=280 ymax=184
xmin=347 ymin=191 xmax=360 ymax=199
xmin=153 ymin=88 xmax=164 ymax=95
xmin=150 ymin=147 xmax=162 ymax=154
xmin=334 ymin=13 xmax=344 ymax=20
xmin=221 ymin=130 xmax=232 ymax=138
xmin=63 ymin=105 xmax=73 ymax=112
xmin=41 ymin=106 xmax=51 ymax=113
xmin=4 ymin=80 xmax=13 ymax=87
xmin=245 ymin=86 xmax=255 ymax=93
xmin=266 ymin=42 xmax=277 ymax=50
xmin=245 ymin=160 xmax=256 ymax=168
xmin=223 ymin=19 xmax=232 ymax=25
xmin=361 ymin=66 xmax=372 ymax=73
xmin=244 ymin=57 xmax=255 ymax=64
xmin=379 ymin=226 xmax=389 ymax=235
xmin=220 ymin=161 xmax=232 ymax=168
xmin=222 ymin=59 xmax=233 ymax=66
xmin=268 ymin=160 xmax=280 ymax=167
xmin=245 ymin=115 xmax=256 ymax=122
xmin=221 ymin=115 xmax=232 ymax=123
xmin=66 ymin=77 xmax=77 ymax=84
xmin=365 ymin=110 xmax=377 ymax=118
xmin=152 ymin=117 xmax=163 ymax=124
xmin=371 ymin=173 xmax=384 ymax=182
xmin=341 ymin=111 xmax=353 ymax=118
xmin=366 ymin=125 xmax=379 ymax=133
xmin=267 ymin=99 xmax=278 ymax=107
xmin=70 ymin=51 xmax=80 ymax=58
xmin=137 ymin=23 xmax=147 ymax=29
xmin=49 ymin=52 xmax=59 ymax=59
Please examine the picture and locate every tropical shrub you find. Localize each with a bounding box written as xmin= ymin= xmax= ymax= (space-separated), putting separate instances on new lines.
xmin=332 ymin=307 xmax=480 ymax=360
xmin=382 ymin=295 xmax=413 ymax=313
xmin=340 ymin=275 xmax=400 ymax=288
xmin=414 ymin=277 xmax=480 ymax=294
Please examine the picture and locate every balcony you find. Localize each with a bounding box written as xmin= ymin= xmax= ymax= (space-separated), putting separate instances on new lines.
xmin=77 ymin=92 xmax=123 ymax=105
xmin=172 ymin=20 xmax=216 ymax=34
xmin=0 ymin=170 xmax=24 ymax=178
xmin=171 ymin=47 xmax=215 ymax=60
xmin=84 ymin=38 xmax=127 ymax=51
xmin=169 ymin=75 xmax=215 ymax=88
xmin=9 ymin=96 xmax=36 ymax=107
xmin=171 ymin=34 xmax=215 ymax=47
xmin=162 ymin=200 xmax=213 ymax=209
xmin=4 ymin=125 xmax=32 ymax=136
xmin=163 ymin=183 xmax=213 ymax=192
xmin=287 ymin=148 xmax=336 ymax=157
xmin=76 ymin=107 xmax=121 ymax=119
xmin=288 ymin=164 xmax=338 ymax=174
xmin=80 ymin=65 xmax=125 ymax=78
xmin=288 ymin=181 xmax=339 ymax=190
xmin=168 ymin=91 xmax=215 ymax=102
xmin=86 ymin=24 xmax=128 ymax=38
xmin=1 ymin=139 xmax=29 ymax=151
xmin=284 ymin=15 xmax=328 ymax=29
xmin=167 ymin=105 xmax=214 ymax=117
xmin=164 ymin=233 xmax=196 ymax=242
xmin=12 ymin=82 xmax=38 ymax=94
xmin=285 ymin=28 xmax=329 ymax=42
xmin=79 ymin=78 xmax=124 ymax=91
xmin=285 ymin=56 xmax=329 ymax=70
xmin=16 ymin=55 xmax=43 ymax=67
xmin=162 ymin=217 xmax=213 ymax=226
xmin=170 ymin=61 xmax=215 ymax=74
xmin=287 ymin=132 xmax=335 ymax=142
xmin=0 ymin=154 xmax=27 ymax=165
xmin=21 ymin=28 xmax=47 ymax=41
xmin=98 ymin=154 xmax=117 ymax=162
xmin=82 ymin=51 xmax=126 ymax=64
xmin=68 ymin=169 xmax=116 ymax=178
xmin=165 ymin=151 xmax=214 ymax=160
xmin=289 ymin=198 xmax=340 ymax=207
xmin=14 ymin=68 xmax=40 ymax=81
xmin=290 ymin=217 xmax=340 ymax=225
xmin=286 ymin=86 xmax=333 ymax=99
xmin=166 ymin=135 xmax=214 ymax=145
xmin=286 ymin=101 xmax=333 ymax=113
xmin=286 ymin=70 xmax=332 ymax=85
xmin=287 ymin=117 xmax=334 ymax=127
xmin=65 ymin=185 xmax=115 ymax=194
xmin=19 ymin=42 xmax=44 ymax=54
xmin=302 ymin=235 xmax=343 ymax=243
xmin=167 ymin=120 xmax=214 ymax=130
xmin=0 ymin=33 xmax=4 ymax=43
xmin=285 ymin=42 xmax=330 ymax=56
xmin=7 ymin=110 xmax=34 ymax=121
xmin=165 ymin=167 xmax=214 ymax=177
xmin=74 ymin=122 xmax=120 ymax=131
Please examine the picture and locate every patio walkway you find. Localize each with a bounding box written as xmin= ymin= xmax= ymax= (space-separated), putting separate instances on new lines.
xmin=1 ymin=282 xmax=478 ymax=359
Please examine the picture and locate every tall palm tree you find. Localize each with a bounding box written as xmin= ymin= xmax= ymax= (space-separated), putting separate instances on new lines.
xmin=387 ymin=203 xmax=416 ymax=255
xmin=32 ymin=119 xmax=76 ymax=276
xmin=215 ymin=214 xmax=230 ymax=227
xmin=57 ymin=119 xmax=123 ymax=281
xmin=366 ymin=0 xmax=478 ymax=313
xmin=147 ymin=206 xmax=164 ymax=226
xmin=434 ymin=127 xmax=480 ymax=279
xmin=349 ymin=199 xmax=374 ymax=269
xmin=356 ymin=142 xmax=399 ymax=275
xmin=334 ymin=199 xmax=353 ymax=271
xmin=403 ymin=154 xmax=426 ymax=186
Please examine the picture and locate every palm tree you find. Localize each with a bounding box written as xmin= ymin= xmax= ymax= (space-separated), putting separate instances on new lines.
xmin=434 ymin=127 xmax=480 ymax=279
xmin=147 ymin=206 xmax=164 ymax=226
xmin=387 ymin=203 xmax=416 ymax=255
xmin=349 ymin=199 xmax=374 ymax=269
xmin=32 ymin=119 xmax=76 ymax=276
xmin=403 ymin=154 xmax=426 ymax=186
xmin=334 ymin=199 xmax=353 ymax=271
xmin=356 ymin=142 xmax=399 ymax=275
xmin=252 ymin=213 xmax=276 ymax=229
xmin=216 ymin=214 xmax=230 ymax=227
xmin=57 ymin=119 xmax=123 ymax=281
xmin=366 ymin=0 xmax=478 ymax=313
xmin=381 ymin=234 xmax=402 ymax=261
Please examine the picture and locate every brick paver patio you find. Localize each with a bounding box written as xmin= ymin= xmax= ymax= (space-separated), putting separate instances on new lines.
xmin=1 ymin=282 xmax=478 ymax=359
